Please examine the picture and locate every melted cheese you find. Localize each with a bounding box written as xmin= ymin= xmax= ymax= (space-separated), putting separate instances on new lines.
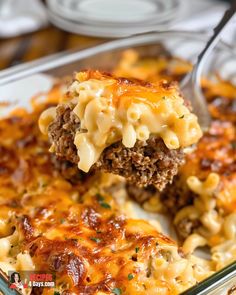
xmin=40 ymin=71 xmax=202 ymax=172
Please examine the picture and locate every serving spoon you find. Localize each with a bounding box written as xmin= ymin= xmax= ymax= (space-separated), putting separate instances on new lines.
xmin=180 ymin=1 xmax=236 ymax=131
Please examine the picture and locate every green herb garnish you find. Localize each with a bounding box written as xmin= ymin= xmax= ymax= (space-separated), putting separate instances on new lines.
xmin=90 ymin=237 xmax=101 ymax=243
xmin=128 ymin=273 xmax=134 ymax=280
xmin=112 ymin=288 xmax=122 ymax=295
xmin=96 ymin=193 xmax=111 ymax=209
xmin=60 ymin=218 xmax=65 ymax=224
xmin=54 ymin=292 xmax=60 ymax=295
xmin=179 ymin=114 xmax=185 ymax=119
xmin=135 ymin=247 xmax=139 ymax=253
xmin=100 ymin=202 xmax=111 ymax=209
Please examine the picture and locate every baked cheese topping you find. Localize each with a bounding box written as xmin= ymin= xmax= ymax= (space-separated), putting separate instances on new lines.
xmin=0 ymin=101 xmax=211 ymax=295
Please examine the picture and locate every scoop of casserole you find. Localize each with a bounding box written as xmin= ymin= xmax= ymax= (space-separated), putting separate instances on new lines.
xmin=39 ymin=70 xmax=202 ymax=189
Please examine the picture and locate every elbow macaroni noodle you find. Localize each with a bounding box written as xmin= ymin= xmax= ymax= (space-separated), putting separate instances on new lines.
xmin=223 ymin=213 xmax=236 ymax=240
xmin=182 ymin=234 xmax=207 ymax=254
xmin=212 ymin=239 xmax=236 ymax=270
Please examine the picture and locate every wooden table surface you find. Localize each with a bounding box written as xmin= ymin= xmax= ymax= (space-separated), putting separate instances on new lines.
xmin=0 ymin=25 xmax=109 ymax=70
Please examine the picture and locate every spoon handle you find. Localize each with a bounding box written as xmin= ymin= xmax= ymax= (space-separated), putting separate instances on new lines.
xmin=194 ymin=0 xmax=236 ymax=82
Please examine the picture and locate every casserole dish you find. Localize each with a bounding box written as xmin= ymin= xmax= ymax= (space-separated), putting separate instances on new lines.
xmin=0 ymin=31 xmax=235 ymax=295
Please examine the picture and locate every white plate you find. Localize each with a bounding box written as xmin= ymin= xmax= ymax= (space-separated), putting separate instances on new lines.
xmin=47 ymin=0 xmax=180 ymax=26
xmin=47 ymin=8 xmax=174 ymax=38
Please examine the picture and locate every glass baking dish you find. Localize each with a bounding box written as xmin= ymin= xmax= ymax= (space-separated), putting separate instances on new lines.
xmin=0 ymin=31 xmax=235 ymax=294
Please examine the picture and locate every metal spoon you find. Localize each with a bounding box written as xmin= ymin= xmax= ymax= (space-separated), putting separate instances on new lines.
xmin=181 ymin=1 xmax=236 ymax=131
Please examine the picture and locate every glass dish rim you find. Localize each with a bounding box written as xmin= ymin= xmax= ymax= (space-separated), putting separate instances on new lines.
xmin=0 ymin=30 xmax=235 ymax=86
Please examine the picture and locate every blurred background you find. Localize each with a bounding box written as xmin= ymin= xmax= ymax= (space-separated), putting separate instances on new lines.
xmin=0 ymin=0 xmax=235 ymax=71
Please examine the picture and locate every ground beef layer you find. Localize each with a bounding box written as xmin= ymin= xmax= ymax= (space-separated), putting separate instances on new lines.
xmin=48 ymin=103 xmax=185 ymax=190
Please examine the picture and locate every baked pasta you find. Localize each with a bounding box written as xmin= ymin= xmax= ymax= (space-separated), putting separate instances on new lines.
xmin=39 ymin=70 xmax=202 ymax=190
xmin=0 ymin=96 xmax=212 ymax=295
xmin=0 ymin=48 xmax=235 ymax=295
xmin=117 ymin=50 xmax=236 ymax=270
